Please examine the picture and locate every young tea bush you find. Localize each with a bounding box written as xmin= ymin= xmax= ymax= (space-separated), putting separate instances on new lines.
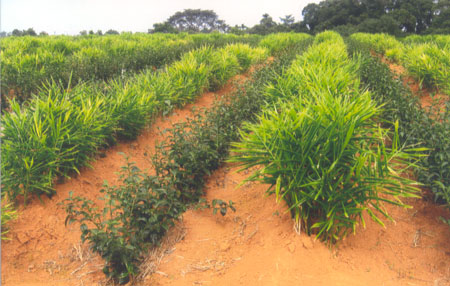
xmin=63 ymin=156 xmax=185 ymax=284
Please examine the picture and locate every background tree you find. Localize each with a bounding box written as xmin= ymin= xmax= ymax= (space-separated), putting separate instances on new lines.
xmin=150 ymin=22 xmax=178 ymax=33
xmin=229 ymin=24 xmax=248 ymax=35
xmin=164 ymin=9 xmax=229 ymax=33
xmin=105 ymin=29 xmax=119 ymax=35
xmin=428 ymin=0 xmax=450 ymax=33
xmin=249 ymin=13 xmax=279 ymax=34
xmin=278 ymin=15 xmax=295 ymax=32
xmin=23 ymin=28 xmax=37 ymax=36
xmin=280 ymin=15 xmax=295 ymax=26
xmin=12 ymin=29 xmax=23 ymax=36
xmin=10 ymin=28 xmax=37 ymax=36
xmin=300 ymin=0 xmax=448 ymax=35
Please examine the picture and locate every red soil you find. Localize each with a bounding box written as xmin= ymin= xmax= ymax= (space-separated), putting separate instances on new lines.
xmin=2 ymin=62 xmax=450 ymax=286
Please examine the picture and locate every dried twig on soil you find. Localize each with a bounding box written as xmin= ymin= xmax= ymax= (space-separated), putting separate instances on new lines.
xmin=413 ymin=230 xmax=421 ymax=247
xmin=154 ymin=271 xmax=168 ymax=277
xmin=73 ymin=243 xmax=84 ymax=261
xmin=71 ymin=261 xmax=89 ymax=275
xmin=136 ymin=222 xmax=187 ymax=282
xmin=246 ymin=225 xmax=259 ymax=241
xmin=232 ymin=216 xmax=246 ymax=236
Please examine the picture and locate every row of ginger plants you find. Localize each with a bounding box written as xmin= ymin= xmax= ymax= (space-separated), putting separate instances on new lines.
xmin=0 ymin=33 xmax=262 ymax=104
xmin=0 ymin=33 xmax=313 ymax=206
xmin=347 ymin=37 xmax=450 ymax=216
xmin=350 ymin=33 xmax=450 ymax=95
xmin=0 ymin=34 xmax=314 ymax=239
xmin=1 ymin=32 xmax=309 ymax=106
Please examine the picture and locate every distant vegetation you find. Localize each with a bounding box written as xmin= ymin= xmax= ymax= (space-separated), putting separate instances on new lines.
xmin=2 ymin=0 xmax=449 ymax=37
xmin=149 ymin=1 xmax=450 ymax=35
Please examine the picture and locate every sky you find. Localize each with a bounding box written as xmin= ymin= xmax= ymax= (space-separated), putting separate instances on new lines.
xmin=1 ymin=0 xmax=320 ymax=35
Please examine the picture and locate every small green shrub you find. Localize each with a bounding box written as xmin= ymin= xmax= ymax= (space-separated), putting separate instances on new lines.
xmin=63 ymin=156 xmax=185 ymax=284
xmin=211 ymin=199 xmax=236 ymax=216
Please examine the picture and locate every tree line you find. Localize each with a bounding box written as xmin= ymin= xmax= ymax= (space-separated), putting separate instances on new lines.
xmin=2 ymin=0 xmax=449 ymax=37
xmin=150 ymin=1 xmax=449 ymax=36
xmin=0 ymin=28 xmax=122 ymax=37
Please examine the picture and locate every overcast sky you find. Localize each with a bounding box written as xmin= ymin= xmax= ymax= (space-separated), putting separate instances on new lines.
xmin=1 ymin=0 xmax=320 ymax=35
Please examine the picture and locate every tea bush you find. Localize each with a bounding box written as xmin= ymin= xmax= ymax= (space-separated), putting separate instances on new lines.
xmin=63 ymin=157 xmax=185 ymax=284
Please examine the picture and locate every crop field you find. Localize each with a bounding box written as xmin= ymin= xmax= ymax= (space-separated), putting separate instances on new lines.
xmin=1 ymin=31 xmax=449 ymax=285
xmin=0 ymin=33 xmax=262 ymax=104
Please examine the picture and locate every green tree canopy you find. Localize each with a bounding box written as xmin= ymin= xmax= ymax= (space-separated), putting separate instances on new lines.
xmin=301 ymin=0 xmax=449 ymax=35
xmin=164 ymin=9 xmax=229 ymax=33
